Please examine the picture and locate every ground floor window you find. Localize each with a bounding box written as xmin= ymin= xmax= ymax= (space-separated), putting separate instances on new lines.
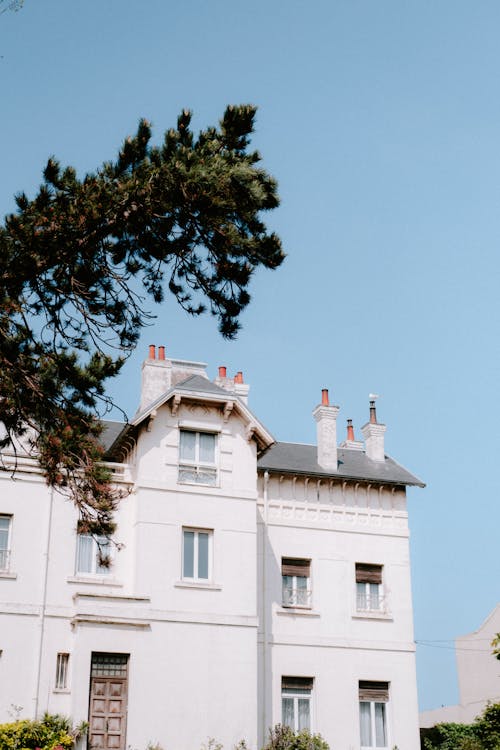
xmin=359 ymin=681 xmax=389 ymax=749
xmin=282 ymin=676 xmax=313 ymax=731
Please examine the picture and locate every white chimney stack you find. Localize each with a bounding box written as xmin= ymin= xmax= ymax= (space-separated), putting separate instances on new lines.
xmin=139 ymin=345 xmax=207 ymax=413
xmin=361 ymin=396 xmax=386 ymax=462
xmin=313 ymin=389 xmax=339 ymax=471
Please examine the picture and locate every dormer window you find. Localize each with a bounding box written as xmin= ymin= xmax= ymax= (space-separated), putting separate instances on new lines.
xmin=179 ymin=430 xmax=217 ymax=486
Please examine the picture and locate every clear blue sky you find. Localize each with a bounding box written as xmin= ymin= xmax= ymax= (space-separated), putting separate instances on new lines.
xmin=2 ymin=0 xmax=499 ymax=714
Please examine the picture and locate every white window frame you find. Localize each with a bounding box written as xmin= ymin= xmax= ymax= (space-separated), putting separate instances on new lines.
xmin=178 ymin=430 xmax=218 ymax=486
xmin=356 ymin=564 xmax=384 ymax=613
xmin=76 ymin=534 xmax=112 ymax=576
xmin=55 ymin=652 xmax=69 ymax=690
xmin=359 ymin=682 xmax=390 ymax=750
xmin=182 ymin=527 xmax=213 ymax=582
xmin=0 ymin=515 xmax=12 ymax=572
xmin=281 ymin=677 xmax=313 ymax=732
xmin=281 ymin=558 xmax=311 ymax=608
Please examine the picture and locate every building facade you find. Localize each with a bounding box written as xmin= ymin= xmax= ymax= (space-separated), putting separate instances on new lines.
xmin=420 ymin=604 xmax=500 ymax=727
xmin=0 ymin=350 xmax=424 ymax=750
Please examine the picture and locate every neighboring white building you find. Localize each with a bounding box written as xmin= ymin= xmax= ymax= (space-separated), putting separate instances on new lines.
xmin=420 ymin=605 xmax=500 ymax=728
xmin=0 ymin=349 xmax=425 ymax=750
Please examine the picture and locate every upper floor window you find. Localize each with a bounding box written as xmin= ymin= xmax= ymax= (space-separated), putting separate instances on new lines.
xmin=282 ymin=676 xmax=313 ymax=732
xmin=359 ymin=681 xmax=389 ymax=749
xmin=179 ymin=430 xmax=217 ymax=486
xmin=0 ymin=515 xmax=12 ymax=571
xmin=282 ymin=558 xmax=311 ymax=608
xmin=76 ymin=534 xmax=111 ymax=576
xmin=182 ymin=528 xmax=212 ymax=582
xmin=356 ymin=563 xmax=383 ymax=612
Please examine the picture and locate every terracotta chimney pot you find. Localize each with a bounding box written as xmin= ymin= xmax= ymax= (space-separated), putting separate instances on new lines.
xmin=219 ymin=366 xmax=227 ymax=378
xmin=158 ymin=346 xmax=166 ymax=361
xmin=148 ymin=344 xmax=156 ymax=360
xmin=321 ymin=389 xmax=329 ymax=406
xmin=235 ymin=371 xmax=244 ymax=384
xmin=347 ymin=419 xmax=354 ymax=441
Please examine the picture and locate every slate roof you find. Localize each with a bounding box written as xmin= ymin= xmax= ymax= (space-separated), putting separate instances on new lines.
xmin=131 ymin=374 xmax=232 ymax=425
xmin=257 ymin=441 xmax=425 ymax=487
xmin=101 ymin=420 xmax=127 ymax=453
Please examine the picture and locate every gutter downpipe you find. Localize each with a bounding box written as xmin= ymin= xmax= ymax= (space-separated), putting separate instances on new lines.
xmin=262 ymin=470 xmax=269 ymax=745
xmin=34 ymin=487 xmax=54 ymax=718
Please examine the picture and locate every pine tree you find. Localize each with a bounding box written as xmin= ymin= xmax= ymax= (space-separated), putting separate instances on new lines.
xmin=0 ymin=105 xmax=284 ymax=536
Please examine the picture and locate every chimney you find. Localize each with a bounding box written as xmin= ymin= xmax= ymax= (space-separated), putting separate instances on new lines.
xmin=361 ymin=397 xmax=386 ymax=462
xmin=139 ymin=346 xmax=208 ymax=413
xmin=339 ymin=419 xmax=364 ymax=451
xmin=312 ymin=388 xmax=340 ymax=471
xmin=214 ymin=367 xmax=250 ymax=404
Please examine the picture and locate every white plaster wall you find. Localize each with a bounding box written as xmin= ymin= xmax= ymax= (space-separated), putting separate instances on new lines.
xmin=258 ymin=475 xmax=420 ymax=749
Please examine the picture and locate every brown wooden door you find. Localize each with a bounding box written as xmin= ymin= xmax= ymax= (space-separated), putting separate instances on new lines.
xmin=89 ymin=654 xmax=129 ymax=750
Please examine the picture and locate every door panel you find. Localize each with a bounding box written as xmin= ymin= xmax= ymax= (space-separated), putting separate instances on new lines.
xmin=89 ymin=654 xmax=129 ymax=750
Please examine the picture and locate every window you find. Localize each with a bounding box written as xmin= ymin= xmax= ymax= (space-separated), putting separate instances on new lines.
xmin=282 ymin=677 xmax=313 ymax=731
xmin=55 ymin=653 xmax=69 ymax=690
xmin=356 ymin=563 xmax=383 ymax=612
xmin=182 ymin=528 xmax=212 ymax=581
xmin=0 ymin=515 xmax=12 ymax=571
xmin=76 ymin=534 xmax=111 ymax=575
xmin=179 ymin=430 xmax=217 ymax=485
xmin=282 ymin=558 xmax=311 ymax=607
xmin=359 ymin=681 xmax=389 ymax=749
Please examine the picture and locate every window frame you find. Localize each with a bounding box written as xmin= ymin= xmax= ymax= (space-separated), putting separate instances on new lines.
xmin=0 ymin=515 xmax=12 ymax=572
xmin=182 ymin=527 xmax=213 ymax=583
xmin=281 ymin=558 xmax=312 ymax=609
xmin=359 ymin=681 xmax=390 ymax=750
xmin=178 ymin=430 xmax=218 ymax=486
xmin=55 ymin=652 xmax=70 ymax=690
xmin=281 ymin=676 xmax=313 ymax=732
xmin=75 ymin=534 xmax=112 ymax=576
xmin=355 ymin=563 xmax=384 ymax=613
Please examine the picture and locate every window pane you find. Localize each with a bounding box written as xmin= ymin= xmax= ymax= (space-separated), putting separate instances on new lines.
xmin=360 ymin=702 xmax=372 ymax=746
xmin=96 ymin=537 xmax=111 ymax=574
xmin=183 ymin=531 xmax=194 ymax=578
xmin=375 ymin=702 xmax=387 ymax=747
xmin=369 ymin=583 xmax=380 ymax=610
xmin=199 ymin=433 xmax=215 ymax=463
xmin=296 ymin=575 xmax=308 ymax=605
xmin=198 ymin=532 xmax=209 ymax=579
xmin=180 ymin=431 xmax=196 ymax=461
xmin=282 ymin=697 xmax=294 ymax=729
xmin=357 ymin=582 xmax=367 ymax=609
xmin=282 ymin=575 xmax=293 ymax=605
xmin=77 ymin=535 xmax=94 ymax=573
xmin=298 ymin=698 xmax=310 ymax=730
xmin=0 ymin=518 xmax=9 ymax=551
xmin=196 ymin=467 xmax=217 ymax=485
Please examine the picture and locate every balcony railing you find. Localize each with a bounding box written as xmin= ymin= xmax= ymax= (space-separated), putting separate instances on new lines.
xmin=282 ymin=586 xmax=312 ymax=608
xmin=356 ymin=592 xmax=386 ymax=613
xmin=178 ymin=464 xmax=217 ymax=486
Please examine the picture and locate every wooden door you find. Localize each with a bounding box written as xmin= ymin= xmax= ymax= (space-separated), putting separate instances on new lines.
xmin=89 ymin=654 xmax=129 ymax=750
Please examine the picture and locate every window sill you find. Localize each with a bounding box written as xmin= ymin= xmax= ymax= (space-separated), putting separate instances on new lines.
xmin=177 ymin=479 xmax=219 ymax=489
xmin=174 ymin=580 xmax=222 ymax=591
xmin=276 ymin=606 xmax=320 ymax=617
xmin=66 ymin=576 xmax=123 ymax=587
xmin=0 ymin=571 xmax=17 ymax=580
xmin=53 ymin=688 xmax=70 ymax=694
xmin=352 ymin=611 xmax=393 ymax=621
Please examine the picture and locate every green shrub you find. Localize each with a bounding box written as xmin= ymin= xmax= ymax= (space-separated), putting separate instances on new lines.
xmin=0 ymin=713 xmax=86 ymax=750
xmin=262 ymin=724 xmax=329 ymax=750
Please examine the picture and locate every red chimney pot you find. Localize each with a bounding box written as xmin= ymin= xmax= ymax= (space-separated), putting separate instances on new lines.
xmin=369 ymin=401 xmax=377 ymax=424
xmin=158 ymin=346 xmax=165 ymax=361
xmin=218 ymin=366 xmax=227 ymax=378
xmin=347 ymin=419 xmax=354 ymax=441
xmin=148 ymin=345 xmax=156 ymax=360
xmin=235 ymin=371 xmax=244 ymax=384
xmin=321 ymin=388 xmax=329 ymax=406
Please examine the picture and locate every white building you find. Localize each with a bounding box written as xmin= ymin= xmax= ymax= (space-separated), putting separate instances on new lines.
xmin=0 ymin=349 xmax=424 ymax=750
xmin=420 ymin=604 xmax=500 ymax=727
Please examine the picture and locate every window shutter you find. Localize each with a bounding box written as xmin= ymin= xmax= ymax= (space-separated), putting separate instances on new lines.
xmin=358 ymin=681 xmax=389 ymax=702
xmin=282 ymin=558 xmax=311 ymax=577
xmin=356 ymin=563 xmax=382 ymax=584
xmin=282 ymin=676 xmax=314 ymax=691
